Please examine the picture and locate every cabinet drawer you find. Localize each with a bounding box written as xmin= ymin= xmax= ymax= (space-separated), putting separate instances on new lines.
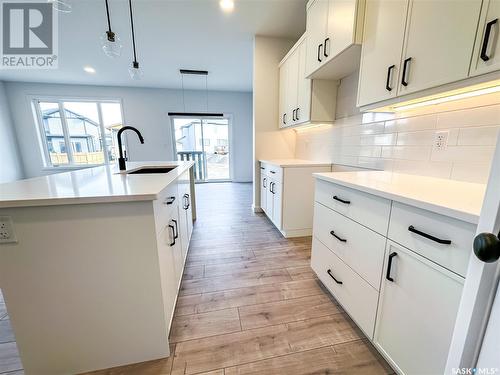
xmin=311 ymin=238 xmax=379 ymax=339
xmin=261 ymin=163 xmax=283 ymax=183
xmin=315 ymin=179 xmax=391 ymax=235
xmin=388 ymin=202 xmax=476 ymax=277
xmin=313 ymin=202 xmax=386 ymax=289
xmin=154 ymin=183 xmax=179 ymax=234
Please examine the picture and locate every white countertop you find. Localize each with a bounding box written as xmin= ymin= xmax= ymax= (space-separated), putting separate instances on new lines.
xmin=260 ymin=159 xmax=332 ymax=168
xmin=314 ymin=171 xmax=486 ymax=224
xmin=0 ymin=161 xmax=194 ymax=208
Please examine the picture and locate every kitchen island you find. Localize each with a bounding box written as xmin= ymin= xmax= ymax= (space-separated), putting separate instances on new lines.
xmin=0 ymin=161 xmax=196 ymax=375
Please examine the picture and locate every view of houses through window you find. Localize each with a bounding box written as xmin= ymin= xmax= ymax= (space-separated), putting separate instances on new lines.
xmin=34 ymin=99 xmax=124 ymax=167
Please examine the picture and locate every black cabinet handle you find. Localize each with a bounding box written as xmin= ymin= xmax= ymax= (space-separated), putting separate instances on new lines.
xmin=324 ymin=38 xmax=330 ymax=57
xmin=183 ymin=193 xmax=190 ymax=210
xmin=282 ymin=113 xmax=286 ymax=125
xmin=327 ymin=269 xmax=343 ymax=284
xmin=386 ymin=64 xmax=395 ymax=91
xmin=263 ymin=177 xmax=267 ymax=188
xmin=172 ymin=219 xmax=179 ymax=239
xmin=317 ymin=44 xmax=323 ymax=62
xmin=260 ymin=166 xmax=265 ymax=170
xmin=408 ymin=225 xmax=451 ymax=244
xmin=386 ymin=252 xmax=397 ymax=282
xmin=164 ymin=196 xmax=176 ymax=205
xmin=270 ymin=182 xmax=275 ymax=194
xmin=296 ymin=107 xmax=300 ymax=120
xmin=330 ymin=230 xmax=347 ymax=243
xmin=168 ymin=224 xmax=176 ymax=246
xmin=480 ymin=18 xmax=498 ymax=62
xmin=270 ymin=170 xmax=276 ymax=174
xmin=401 ymin=57 xmax=412 ymax=86
xmin=333 ymin=195 xmax=350 ymax=204
xmin=292 ymin=109 xmax=297 ymax=121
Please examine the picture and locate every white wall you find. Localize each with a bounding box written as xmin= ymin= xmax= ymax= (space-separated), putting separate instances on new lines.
xmin=295 ymin=72 xmax=500 ymax=184
xmin=4 ymin=82 xmax=253 ymax=181
xmin=253 ymin=36 xmax=297 ymax=209
xmin=0 ymin=81 xmax=23 ymax=183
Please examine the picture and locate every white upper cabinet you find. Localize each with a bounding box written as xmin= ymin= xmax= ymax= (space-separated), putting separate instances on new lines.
xmin=357 ymin=0 xmax=409 ymax=107
xmin=470 ymin=0 xmax=500 ymax=77
xmin=306 ymin=0 xmax=365 ymax=80
xmin=398 ymin=0 xmax=482 ymax=96
xmin=279 ymin=35 xmax=337 ymax=129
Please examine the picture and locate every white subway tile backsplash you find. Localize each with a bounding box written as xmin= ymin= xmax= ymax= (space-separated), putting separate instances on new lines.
xmin=295 ymin=97 xmax=499 ymax=183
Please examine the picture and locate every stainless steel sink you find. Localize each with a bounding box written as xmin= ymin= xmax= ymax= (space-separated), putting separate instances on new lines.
xmin=126 ymin=166 xmax=177 ymax=174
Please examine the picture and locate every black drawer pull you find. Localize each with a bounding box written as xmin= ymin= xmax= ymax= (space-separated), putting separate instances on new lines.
xmin=408 ymin=225 xmax=451 ymax=245
xmin=386 ymin=252 xmax=397 ymax=282
xmin=333 ymin=195 xmax=350 ymax=204
xmin=260 ymin=167 xmax=265 ymax=170
xmin=386 ymin=64 xmax=395 ymax=91
xmin=164 ymin=196 xmax=176 ymax=205
xmin=327 ymin=269 xmax=343 ymax=284
xmin=263 ymin=177 xmax=267 ymax=188
xmin=480 ymin=18 xmax=498 ymax=62
xmin=330 ymin=230 xmax=347 ymax=243
xmin=270 ymin=170 xmax=276 ymax=174
xmin=401 ymin=57 xmax=412 ymax=86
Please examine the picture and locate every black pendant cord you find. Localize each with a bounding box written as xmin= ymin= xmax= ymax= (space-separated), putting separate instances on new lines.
xmin=104 ymin=0 xmax=115 ymax=41
xmin=129 ymin=0 xmax=139 ymax=68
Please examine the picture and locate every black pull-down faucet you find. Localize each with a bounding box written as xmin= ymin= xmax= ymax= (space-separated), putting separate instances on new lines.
xmin=117 ymin=126 xmax=144 ymax=170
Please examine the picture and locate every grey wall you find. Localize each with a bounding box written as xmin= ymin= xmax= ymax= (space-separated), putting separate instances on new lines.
xmin=5 ymin=82 xmax=253 ymax=181
xmin=0 ymin=81 xmax=23 ymax=183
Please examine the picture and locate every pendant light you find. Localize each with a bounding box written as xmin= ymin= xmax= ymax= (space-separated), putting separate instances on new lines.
xmin=48 ymin=0 xmax=71 ymax=13
xmin=100 ymin=0 xmax=123 ymax=58
xmin=128 ymin=0 xmax=143 ymax=80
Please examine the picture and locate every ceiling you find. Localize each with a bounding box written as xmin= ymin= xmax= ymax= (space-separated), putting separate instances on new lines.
xmin=0 ymin=0 xmax=307 ymax=92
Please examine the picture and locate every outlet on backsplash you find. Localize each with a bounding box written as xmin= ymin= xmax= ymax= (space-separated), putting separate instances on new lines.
xmin=434 ymin=131 xmax=449 ymax=151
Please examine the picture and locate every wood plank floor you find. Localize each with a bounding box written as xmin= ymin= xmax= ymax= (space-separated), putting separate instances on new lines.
xmin=1 ymin=182 xmax=393 ymax=375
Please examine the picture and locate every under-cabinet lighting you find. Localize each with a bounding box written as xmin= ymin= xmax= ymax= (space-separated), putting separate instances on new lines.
xmin=83 ymin=66 xmax=96 ymax=74
xmin=374 ymin=80 xmax=500 ymax=113
xmin=219 ymin=0 xmax=234 ymax=12
xmin=294 ymin=123 xmax=332 ymax=133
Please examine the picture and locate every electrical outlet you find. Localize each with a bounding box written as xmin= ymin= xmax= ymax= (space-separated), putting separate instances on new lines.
xmin=434 ymin=131 xmax=449 ymax=151
xmin=0 ymin=217 xmax=17 ymax=244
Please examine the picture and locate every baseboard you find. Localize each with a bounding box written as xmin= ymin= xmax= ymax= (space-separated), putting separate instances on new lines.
xmin=252 ymin=205 xmax=263 ymax=213
xmin=280 ymin=228 xmax=312 ymax=238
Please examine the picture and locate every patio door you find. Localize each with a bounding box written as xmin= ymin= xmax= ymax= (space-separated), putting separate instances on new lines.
xmin=171 ymin=116 xmax=231 ymax=182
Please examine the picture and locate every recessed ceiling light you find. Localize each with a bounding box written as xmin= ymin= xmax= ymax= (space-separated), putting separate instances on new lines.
xmin=83 ymin=66 xmax=96 ymax=74
xmin=219 ymin=0 xmax=234 ymax=12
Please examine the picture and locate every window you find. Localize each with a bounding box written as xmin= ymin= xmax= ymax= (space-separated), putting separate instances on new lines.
xmin=33 ymin=99 xmax=124 ymax=167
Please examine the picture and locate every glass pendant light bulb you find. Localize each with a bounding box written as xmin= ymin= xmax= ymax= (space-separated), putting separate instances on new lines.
xmin=129 ymin=61 xmax=143 ymax=80
xmin=48 ymin=0 xmax=72 ymax=13
xmin=100 ymin=31 xmax=123 ymax=58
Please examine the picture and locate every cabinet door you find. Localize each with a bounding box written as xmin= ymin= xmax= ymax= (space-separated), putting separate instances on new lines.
xmin=185 ymin=193 xmax=193 ymax=241
xmin=271 ymin=182 xmax=282 ymax=229
xmin=296 ymin=39 xmax=311 ymax=124
xmin=306 ymin=0 xmax=329 ymax=76
xmin=157 ymin=226 xmax=177 ymax=330
xmin=398 ymin=0 xmax=482 ymax=96
xmin=357 ymin=0 xmax=408 ymax=107
xmin=375 ymin=242 xmax=464 ymax=375
xmin=325 ymin=0 xmax=357 ymax=59
xmin=278 ymin=62 xmax=288 ymax=128
xmin=266 ymin=181 xmax=274 ymax=220
xmin=287 ymin=48 xmax=300 ymax=125
xmin=470 ymin=0 xmax=500 ymax=76
xmin=260 ymin=175 xmax=267 ymax=213
xmin=169 ymin=210 xmax=184 ymax=288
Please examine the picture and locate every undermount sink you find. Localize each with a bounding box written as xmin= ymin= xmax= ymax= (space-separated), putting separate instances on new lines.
xmin=126 ymin=166 xmax=177 ymax=174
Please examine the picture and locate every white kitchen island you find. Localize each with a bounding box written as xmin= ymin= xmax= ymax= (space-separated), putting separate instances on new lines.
xmin=0 ymin=161 xmax=196 ymax=375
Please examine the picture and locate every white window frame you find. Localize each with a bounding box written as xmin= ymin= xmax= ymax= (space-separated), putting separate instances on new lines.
xmin=31 ymin=96 xmax=125 ymax=169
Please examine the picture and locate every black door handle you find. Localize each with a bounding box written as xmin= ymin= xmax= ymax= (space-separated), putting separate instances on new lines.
xmin=408 ymin=225 xmax=451 ymax=245
xmin=480 ymin=18 xmax=498 ymax=62
xmin=292 ymin=109 xmax=296 ymax=121
xmin=330 ymin=230 xmax=347 ymax=243
xmin=168 ymin=224 xmax=176 ymax=246
xmin=296 ymin=107 xmax=300 ymax=120
xmin=282 ymin=113 xmax=286 ymax=125
xmin=270 ymin=182 xmax=275 ymax=194
xmin=263 ymin=177 xmax=267 ymax=188
xmin=183 ymin=193 xmax=190 ymax=210
xmin=333 ymin=195 xmax=350 ymax=204
xmin=327 ymin=269 xmax=343 ymax=284
xmin=386 ymin=64 xmax=395 ymax=91
xmin=401 ymin=57 xmax=412 ymax=86
xmin=324 ymin=38 xmax=329 ymax=57
xmin=473 ymin=232 xmax=500 ymax=263
xmin=172 ymin=219 xmax=179 ymax=239
xmin=317 ymin=44 xmax=323 ymax=62
xmin=386 ymin=252 xmax=397 ymax=282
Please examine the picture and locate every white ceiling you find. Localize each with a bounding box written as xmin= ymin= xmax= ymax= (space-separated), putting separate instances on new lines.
xmin=0 ymin=0 xmax=307 ymax=92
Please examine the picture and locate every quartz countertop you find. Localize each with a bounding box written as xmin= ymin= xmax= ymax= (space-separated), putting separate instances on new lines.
xmin=259 ymin=159 xmax=332 ymax=168
xmin=314 ymin=171 xmax=486 ymax=224
xmin=0 ymin=161 xmax=194 ymax=208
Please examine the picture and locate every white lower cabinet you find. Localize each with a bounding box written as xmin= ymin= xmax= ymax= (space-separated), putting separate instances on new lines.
xmin=375 ymin=241 xmax=465 ymax=375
